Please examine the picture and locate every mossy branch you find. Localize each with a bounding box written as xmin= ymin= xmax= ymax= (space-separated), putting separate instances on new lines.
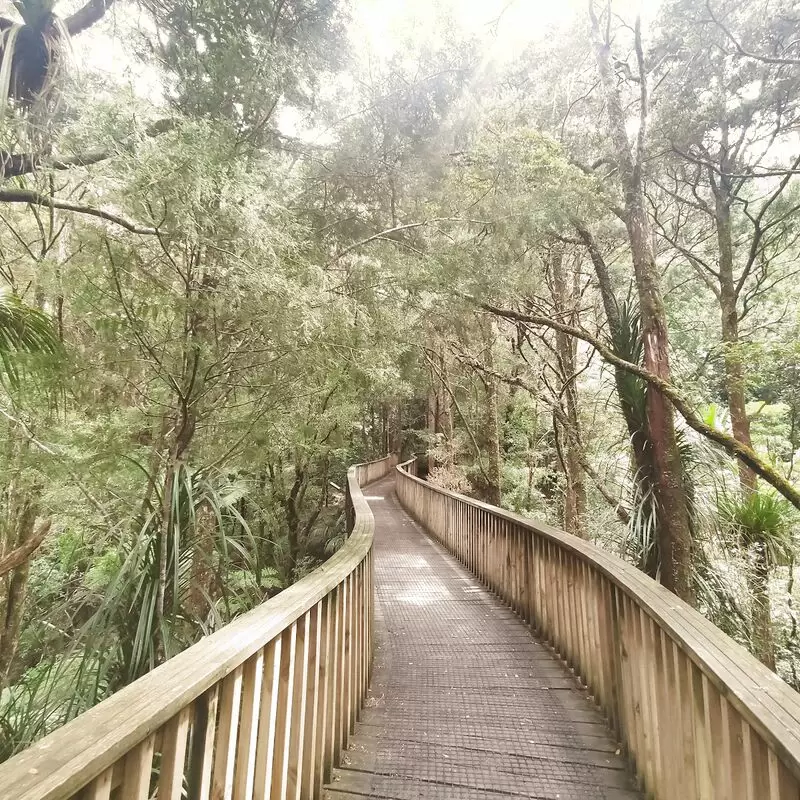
xmin=481 ymin=302 xmax=800 ymax=510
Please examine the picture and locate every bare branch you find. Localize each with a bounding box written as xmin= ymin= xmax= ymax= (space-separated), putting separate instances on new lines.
xmin=326 ymin=218 xmax=490 ymax=266
xmin=0 ymin=118 xmax=177 ymax=179
xmin=0 ymin=189 xmax=159 ymax=235
xmin=455 ymin=344 xmax=631 ymax=525
xmin=705 ymin=0 xmax=800 ymax=65
xmin=65 ymin=0 xmax=118 ymax=37
xmin=633 ymin=16 xmax=648 ymax=174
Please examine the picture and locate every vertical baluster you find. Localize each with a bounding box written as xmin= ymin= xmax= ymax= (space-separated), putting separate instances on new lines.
xmin=345 ymin=571 xmax=356 ymax=741
xmin=253 ymin=637 xmax=282 ymax=800
xmin=187 ymin=685 xmax=220 ymax=800
xmin=643 ymin=614 xmax=664 ymax=794
xmin=571 ymin=556 xmax=585 ymax=677
xmin=233 ymin=650 xmax=264 ymax=800
xmin=615 ymin=592 xmax=638 ymax=773
xmin=158 ymin=707 xmax=191 ymax=800
xmin=554 ymin=548 xmax=567 ymax=659
xmin=767 ymin=747 xmax=797 ymax=799
xmin=329 ymin=582 xmax=342 ymax=767
xmin=337 ymin=576 xmax=350 ymax=753
xmin=360 ymin=558 xmax=367 ymax=697
xmin=631 ymin=604 xmax=655 ymax=791
xmin=691 ymin=664 xmax=713 ymax=797
xmin=532 ymin=537 xmax=543 ymax=636
xmin=541 ymin=541 xmax=551 ymax=642
xmin=523 ymin=530 xmax=533 ymax=626
xmin=356 ymin=561 xmax=365 ymax=713
xmin=656 ymin=629 xmax=678 ymax=800
xmin=313 ymin=597 xmax=332 ymax=798
xmin=603 ymin=580 xmax=623 ymax=740
xmin=702 ymin=673 xmax=727 ymax=797
xmin=742 ymin=720 xmax=770 ymax=799
xmin=671 ymin=643 xmax=696 ymax=797
xmin=211 ymin=665 xmax=244 ymax=800
xmin=85 ymin=768 xmax=113 ymax=800
xmin=721 ymin=698 xmax=746 ymax=800
xmin=272 ymin=624 xmax=298 ymax=800
xmin=120 ymin=735 xmax=155 ymax=800
xmin=513 ymin=527 xmax=522 ymax=613
xmin=589 ymin=568 xmax=608 ymax=711
xmin=287 ymin=612 xmax=310 ymax=799
xmin=577 ymin=560 xmax=593 ymax=692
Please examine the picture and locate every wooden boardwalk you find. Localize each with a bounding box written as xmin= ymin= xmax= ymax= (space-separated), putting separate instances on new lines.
xmin=325 ymin=476 xmax=641 ymax=800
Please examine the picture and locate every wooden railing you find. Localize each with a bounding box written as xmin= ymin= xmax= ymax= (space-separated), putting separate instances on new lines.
xmin=0 ymin=454 xmax=398 ymax=800
xmin=396 ymin=458 xmax=800 ymax=799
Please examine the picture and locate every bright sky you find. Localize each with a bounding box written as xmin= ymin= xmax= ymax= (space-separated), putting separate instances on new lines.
xmin=351 ymin=0 xmax=582 ymax=64
xmin=278 ymin=0 xmax=590 ymax=139
xmin=50 ymin=0 xmax=657 ymax=136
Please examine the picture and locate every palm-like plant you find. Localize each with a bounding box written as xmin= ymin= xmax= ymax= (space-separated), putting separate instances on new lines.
xmin=86 ymin=464 xmax=259 ymax=683
xmin=611 ymin=300 xmax=660 ymax=573
xmin=719 ymin=490 xmax=797 ymax=669
xmin=0 ymin=0 xmax=70 ymax=109
xmin=720 ymin=491 xmax=796 ymax=564
xmin=0 ymin=287 xmax=60 ymax=387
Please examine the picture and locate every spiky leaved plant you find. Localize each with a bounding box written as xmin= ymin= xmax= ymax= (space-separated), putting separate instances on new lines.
xmin=0 ymin=466 xmax=262 ymax=760
xmin=0 ymin=0 xmax=70 ymax=111
xmin=611 ymin=299 xmax=660 ymax=574
xmin=719 ymin=490 xmax=796 ymax=669
xmin=85 ymin=464 xmax=259 ymax=684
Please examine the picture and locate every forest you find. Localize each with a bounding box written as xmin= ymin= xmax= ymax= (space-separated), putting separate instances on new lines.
xmin=0 ymin=0 xmax=799 ymax=760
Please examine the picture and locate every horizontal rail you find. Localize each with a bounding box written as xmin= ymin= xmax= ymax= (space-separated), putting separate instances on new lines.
xmin=396 ymin=458 xmax=800 ymax=799
xmin=0 ymin=453 xmax=398 ymax=800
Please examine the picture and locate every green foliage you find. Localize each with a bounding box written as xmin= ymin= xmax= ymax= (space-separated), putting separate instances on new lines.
xmin=0 ymin=0 xmax=799 ymax=760
xmin=0 ymin=289 xmax=61 ymax=388
xmin=719 ymin=491 xmax=797 ymax=566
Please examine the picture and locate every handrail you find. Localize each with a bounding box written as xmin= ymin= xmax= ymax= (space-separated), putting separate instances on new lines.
xmin=0 ymin=453 xmax=398 ymax=800
xmin=395 ymin=458 xmax=800 ymax=799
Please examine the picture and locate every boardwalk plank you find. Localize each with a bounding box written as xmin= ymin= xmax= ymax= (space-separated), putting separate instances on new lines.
xmin=325 ymin=476 xmax=641 ymax=800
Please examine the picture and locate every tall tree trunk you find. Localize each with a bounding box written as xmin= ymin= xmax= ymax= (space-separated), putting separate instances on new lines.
xmin=286 ymin=463 xmax=305 ymax=575
xmin=750 ymin=543 xmax=776 ymax=670
xmin=714 ymin=171 xmax=774 ymax=668
xmin=551 ymin=247 xmax=587 ymax=537
xmin=627 ymin=200 xmax=694 ymax=600
xmin=426 ymin=389 xmax=437 ymax=435
xmin=576 ymin=222 xmax=659 ymax=574
xmin=187 ymin=502 xmax=215 ymax=621
xmin=591 ymin=13 xmax=694 ymax=601
xmin=154 ymin=346 xmax=201 ymax=662
xmin=715 ymin=186 xmax=757 ymax=494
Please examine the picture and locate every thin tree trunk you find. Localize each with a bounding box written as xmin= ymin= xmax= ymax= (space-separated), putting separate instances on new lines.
xmin=481 ymin=319 xmax=502 ymax=506
xmin=438 ymin=351 xmax=454 ymax=465
xmin=0 ymin=488 xmax=41 ymax=686
xmin=187 ymin=503 xmax=215 ymax=620
xmin=715 ymin=188 xmax=757 ymax=494
xmin=749 ymin=544 xmax=776 ymax=670
xmin=551 ymin=247 xmax=587 ymax=537
xmin=714 ymin=171 xmax=775 ymax=667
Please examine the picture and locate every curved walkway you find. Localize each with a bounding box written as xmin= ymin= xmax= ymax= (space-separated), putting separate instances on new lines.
xmin=324 ymin=475 xmax=641 ymax=800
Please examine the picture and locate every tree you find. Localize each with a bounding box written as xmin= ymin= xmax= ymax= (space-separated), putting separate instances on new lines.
xmin=587 ymin=3 xmax=695 ymax=601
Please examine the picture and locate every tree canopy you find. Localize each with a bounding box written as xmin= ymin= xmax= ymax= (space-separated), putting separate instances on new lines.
xmin=1 ymin=0 xmax=800 ymax=755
